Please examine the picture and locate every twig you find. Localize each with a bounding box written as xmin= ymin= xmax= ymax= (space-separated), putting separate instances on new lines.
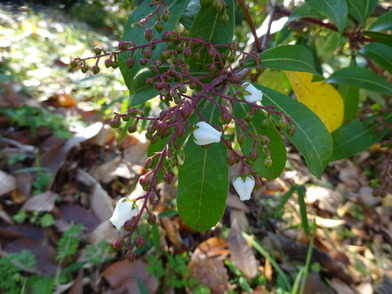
xmin=238 ymin=0 xmax=262 ymax=52
xmin=275 ymin=6 xmax=374 ymax=43
xmin=261 ymin=7 xmax=276 ymax=51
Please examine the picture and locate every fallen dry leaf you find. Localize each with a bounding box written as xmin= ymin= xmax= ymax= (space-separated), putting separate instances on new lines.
xmin=90 ymin=156 xmax=121 ymax=184
xmin=102 ymin=260 xmax=158 ymax=294
xmin=41 ymin=122 xmax=103 ymax=174
xmin=67 ymin=268 xmax=84 ymax=294
xmin=21 ymin=191 xmax=58 ymax=212
xmin=189 ymin=257 xmax=229 ymax=294
xmin=226 ymin=194 xmax=250 ymax=213
xmin=76 ymin=169 xmax=114 ymax=222
xmin=227 ymin=222 xmax=258 ymax=279
xmin=192 ymin=236 xmax=229 ymax=260
xmin=90 ymin=220 xmax=120 ymax=245
xmin=160 ymin=216 xmax=186 ymax=253
xmin=306 ymin=185 xmax=341 ymax=214
xmin=56 ymin=203 xmax=100 ymax=232
xmin=0 ymin=170 xmax=16 ymax=197
xmin=229 ymin=208 xmax=249 ymax=232
xmin=83 ymin=124 xmax=114 ymax=146
xmin=301 ymin=272 xmax=334 ymax=294
xmin=264 ymin=233 xmax=354 ymax=284
xmin=331 ymin=278 xmax=357 ymax=294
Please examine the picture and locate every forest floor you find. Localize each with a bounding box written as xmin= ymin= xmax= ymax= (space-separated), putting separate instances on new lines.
xmin=0 ymin=3 xmax=391 ymax=294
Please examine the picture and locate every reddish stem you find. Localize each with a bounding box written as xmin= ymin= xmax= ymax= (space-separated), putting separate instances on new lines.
xmin=238 ymin=0 xmax=262 ymax=52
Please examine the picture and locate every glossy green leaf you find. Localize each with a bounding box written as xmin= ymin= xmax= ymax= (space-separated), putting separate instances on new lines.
xmin=177 ymin=141 xmax=228 ymax=232
xmin=360 ymin=43 xmax=392 ymax=74
xmin=188 ymin=0 xmax=235 ymax=67
xmin=368 ymin=10 xmax=392 ymax=31
xmin=129 ymin=70 xmax=159 ymax=106
xmin=180 ymin=0 xmax=201 ymax=30
xmin=234 ymin=102 xmax=286 ymax=180
xmin=288 ymin=3 xmax=325 ymax=23
xmin=119 ymin=0 xmax=191 ymax=92
xmin=347 ymin=0 xmax=378 ymax=26
xmin=129 ymin=68 xmax=206 ymax=106
xmin=364 ymin=31 xmax=392 ymax=47
xmin=331 ymin=113 xmax=392 ymax=161
xmin=338 ymin=85 xmax=359 ymax=122
xmin=325 ymin=67 xmax=392 ymax=95
xmin=305 ymin=0 xmax=348 ymax=33
xmin=247 ymin=45 xmax=322 ymax=76
xmin=256 ymin=85 xmax=333 ymax=178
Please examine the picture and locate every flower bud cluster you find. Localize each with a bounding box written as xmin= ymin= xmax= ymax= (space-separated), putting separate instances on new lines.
xmin=76 ymin=0 xmax=300 ymax=262
xmin=110 ymin=196 xmax=157 ymax=262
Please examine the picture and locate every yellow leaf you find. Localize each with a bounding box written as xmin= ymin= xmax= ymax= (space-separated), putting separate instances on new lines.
xmin=285 ymin=71 xmax=344 ymax=132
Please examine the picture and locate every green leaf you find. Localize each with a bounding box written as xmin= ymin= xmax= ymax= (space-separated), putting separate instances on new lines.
xmin=364 ymin=31 xmax=392 ymax=47
xmin=188 ymin=0 xmax=235 ymax=67
xmin=331 ymin=113 xmax=392 ymax=161
xmin=368 ymin=10 xmax=392 ymax=31
xmin=177 ymin=141 xmax=228 ymax=232
xmin=338 ymin=85 xmax=359 ymax=122
xmin=119 ymin=0 xmax=191 ymax=91
xmin=56 ymin=224 xmax=82 ymax=260
xmin=359 ymin=43 xmax=392 ymax=74
xmin=247 ymin=45 xmax=322 ymax=76
xmin=257 ymin=85 xmax=333 ymax=178
xmin=129 ymin=70 xmax=159 ymax=106
xmin=325 ymin=67 xmax=392 ymax=95
xmin=180 ymin=0 xmax=201 ymax=30
xmin=130 ymin=68 xmax=206 ymax=106
xmin=288 ymin=3 xmax=325 ymax=23
xmin=296 ymin=185 xmax=309 ymax=235
xmin=347 ymin=0 xmax=378 ymax=26
xmin=177 ymin=99 xmax=228 ymax=232
xmin=234 ymin=102 xmax=286 ymax=180
xmin=305 ymin=0 xmax=348 ymax=33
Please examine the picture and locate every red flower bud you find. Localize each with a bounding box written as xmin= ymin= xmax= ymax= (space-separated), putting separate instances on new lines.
xmin=128 ymin=125 xmax=137 ymax=133
xmin=126 ymin=58 xmax=134 ymax=68
xmin=104 ymin=58 xmax=113 ymax=68
xmin=144 ymin=28 xmax=153 ymax=41
xmin=125 ymin=251 xmax=136 ymax=263
xmin=92 ymin=65 xmax=100 ymax=74
xmin=113 ymin=239 xmax=124 ymax=251
xmin=118 ymin=41 xmax=127 ymax=50
xmin=110 ymin=117 xmax=121 ymax=128
xmin=147 ymin=213 xmax=157 ymax=225
xmin=94 ymin=46 xmax=102 ymax=55
xmin=134 ymin=235 xmax=145 ymax=249
xmin=162 ymin=7 xmax=170 ymax=22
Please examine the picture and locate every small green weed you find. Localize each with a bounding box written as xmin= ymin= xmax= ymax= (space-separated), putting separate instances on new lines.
xmin=13 ymin=210 xmax=55 ymax=227
xmin=146 ymin=252 xmax=197 ymax=292
xmin=0 ymin=106 xmax=71 ymax=139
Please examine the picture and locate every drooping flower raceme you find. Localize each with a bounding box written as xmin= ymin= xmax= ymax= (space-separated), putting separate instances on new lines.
xmin=242 ymin=82 xmax=263 ymax=103
xmin=233 ymin=175 xmax=255 ymax=201
xmin=193 ymin=121 xmax=222 ymax=145
xmin=110 ymin=197 xmax=139 ymax=230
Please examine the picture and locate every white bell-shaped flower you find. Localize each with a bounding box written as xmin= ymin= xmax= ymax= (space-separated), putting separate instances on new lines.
xmin=193 ymin=121 xmax=222 ymax=145
xmin=109 ymin=197 xmax=139 ymax=230
xmin=233 ymin=175 xmax=255 ymax=201
xmin=242 ymin=82 xmax=263 ymax=103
